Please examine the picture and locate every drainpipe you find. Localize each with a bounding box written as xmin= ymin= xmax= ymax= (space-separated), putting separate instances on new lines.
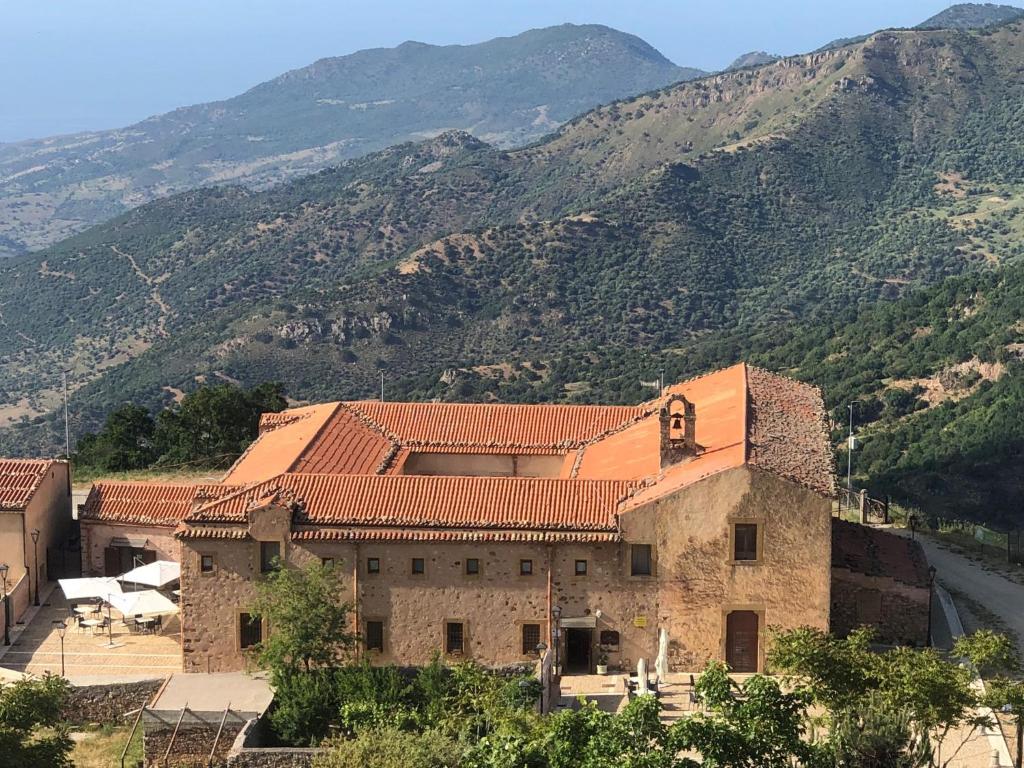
xmin=546 ymin=545 xmax=556 ymax=674
xmin=352 ymin=542 xmax=360 ymax=655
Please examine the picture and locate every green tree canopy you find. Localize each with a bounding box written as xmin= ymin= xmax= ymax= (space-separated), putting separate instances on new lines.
xmin=0 ymin=675 xmax=73 ymax=768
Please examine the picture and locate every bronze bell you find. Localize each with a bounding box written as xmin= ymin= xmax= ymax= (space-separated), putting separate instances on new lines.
xmin=671 ymin=413 xmax=683 ymax=431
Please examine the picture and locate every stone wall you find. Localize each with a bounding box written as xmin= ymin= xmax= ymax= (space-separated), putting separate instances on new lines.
xmin=80 ymin=520 xmax=179 ymax=575
xmin=62 ymin=679 xmax=164 ymax=726
xmin=144 ymin=721 xmax=244 ymax=768
xmin=225 ymin=718 xmax=318 ymax=768
xmin=180 ymin=465 xmax=832 ymax=674
xmin=831 ymin=567 xmax=930 ymax=646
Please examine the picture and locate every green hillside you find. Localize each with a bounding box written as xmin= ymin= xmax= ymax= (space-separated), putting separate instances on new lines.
xmin=0 ymin=24 xmax=702 ymax=257
xmin=4 ymin=22 xmax=1024 ymax=523
xmin=918 ymin=3 xmax=1024 ymax=30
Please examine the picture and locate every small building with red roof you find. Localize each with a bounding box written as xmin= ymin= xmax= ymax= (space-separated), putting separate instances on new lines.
xmin=0 ymin=459 xmax=72 ymax=627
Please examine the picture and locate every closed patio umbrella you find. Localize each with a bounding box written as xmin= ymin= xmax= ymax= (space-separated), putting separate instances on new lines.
xmin=118 ymin=560 xmax=180 ymax=589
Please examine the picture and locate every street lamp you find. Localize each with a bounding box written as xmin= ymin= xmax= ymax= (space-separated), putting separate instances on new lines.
xmin=0 ymin=563 xmax=9 ymax=646
xmin=30 ymin=529 xmax=40 ymax=606
xmin=52 ymin=619 xmax=68 ymax=676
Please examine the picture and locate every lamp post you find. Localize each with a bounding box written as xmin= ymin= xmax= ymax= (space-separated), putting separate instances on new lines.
xmin=52 ymin=619 xmax=67 ymax=676
xmin=926 ymin=565 xmax=937 ymax=648
xmin=0 ymin=564 xmax=9 ymax=646
xmin=551 ymin=605 xmax=562 ymax=677
xmin=30 ymin=529 xmax=40 ymax=606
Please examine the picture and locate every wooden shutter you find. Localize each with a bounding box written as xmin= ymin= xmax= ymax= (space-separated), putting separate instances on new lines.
xmin=103 ymin=547 xmax=120 ymax=577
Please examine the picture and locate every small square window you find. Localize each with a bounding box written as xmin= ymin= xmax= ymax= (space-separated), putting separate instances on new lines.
xmin=367 ymin=557 xmax=380 ymax=574
xmin=366 ymin=620 xmax=384 ymax=652
xmin=446 ymin=622 xmax=464 ymax=654
xmin=630 ymin=544 xmax=652 ymax=576
xmin=465 ymin=558 xmax=480 ymax=575
xmin=520 ymin=559 xmax=533 ymax=576
xmin=239 ymin=613 xmax=262 ymax=649
xmin=321 ymin=557 xmax=335 ymax=569
xmin=575 ymin=559 xmax=588 ymax=576
xmin=200 ymin=554 xmax=214 ymax=573
xmin=260 ymin=541 xmax=281 ymax=573
xmin=734 ymin=524 xmax=759 ymax=562
xmin=412 ymin=558 xmax=425 ymax=575
xmin=522 ymin=623 xmax=541 ymax=655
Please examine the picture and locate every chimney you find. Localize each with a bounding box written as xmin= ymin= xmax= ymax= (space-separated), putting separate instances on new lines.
xmin=660 ymin=394 xmax=699 ymax=468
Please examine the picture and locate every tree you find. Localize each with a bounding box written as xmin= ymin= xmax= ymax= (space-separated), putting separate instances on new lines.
xmin=155 ymin=382 xmax=287 ymax=465
xmin=829 ymin=693 xmax=931 ymax=768
xmin=74 ymin=404 xmax=156 ymax=471
xmin=0 ymin=675 xmax=73 ymax=768
xmin=768 ymin=627 xmax=995 ymax=767
xmin=250 ymin=560 xmax=359 ymax=745
xmin=669 ymin=662 xmax=830 ymax=768
xmin=313 ymin=727 xmax=462 ymax=768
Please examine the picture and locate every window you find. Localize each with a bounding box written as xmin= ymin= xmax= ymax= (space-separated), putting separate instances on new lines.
xmin=574 ymin=559 xmax=588 ymax=576
xmin=446 ymin=622 xmax=464 ymax=654
xmin=734 ymin=523 xmax=759 ymax=562
xmin=520 ymin=559 xmax=533 ymax=576
xmin=411 ymin=558 xmax=425 ymax=575
xmin=599 ymin=630 xmax=620 ymax=649
xmin=522 ymin=623 xmax=541 ymax=655
xmin=239 ymin=613 xmax=263 ymax=649
xmin=465 ymin=558 xmax=480 ymax=575
xmin=367 ymin=557 xmax=380 ymax=574
xmin=630 ymin=544 xmax=652 ymax=576
xmin=260 ymin=541 xmax=281 ymax=573
xmin=366 ymin=620 xmax=384 ymax=652
xmin=321 ymin=557 xmax=335 ymax=569
xmin=200 ymin=554 xmax=214 ymax=573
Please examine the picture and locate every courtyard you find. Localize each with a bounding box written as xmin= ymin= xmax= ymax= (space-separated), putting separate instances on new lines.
xmin=0 ymin=585 xmax=182 ymax=681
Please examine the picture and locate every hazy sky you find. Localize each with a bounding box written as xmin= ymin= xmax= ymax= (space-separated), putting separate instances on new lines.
xmin=2 ymin=0 xmax=1018 ymax=142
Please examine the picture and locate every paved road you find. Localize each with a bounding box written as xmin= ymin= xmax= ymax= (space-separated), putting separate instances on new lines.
xmin=906 ymin=531 xmax=1024 ymax=651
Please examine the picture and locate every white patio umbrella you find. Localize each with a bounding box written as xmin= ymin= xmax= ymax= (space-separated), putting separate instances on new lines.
xmin=58 ymin=577 xmax=123 ymax=601
xmin=108 ymin=589 xmax=179 ymax=617
xmin=118 ymin=560 xmax=180 ymax=589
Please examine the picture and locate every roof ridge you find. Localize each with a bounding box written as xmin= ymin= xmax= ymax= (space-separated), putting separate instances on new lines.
xmin=285 ymin=402 xmax=348 ymax=473
xmin=189 ymin=475 xmax=285 ymax=520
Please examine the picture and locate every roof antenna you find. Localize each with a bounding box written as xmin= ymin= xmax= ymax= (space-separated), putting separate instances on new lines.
xmin=380 ymin=370 xmax=385 ymax=402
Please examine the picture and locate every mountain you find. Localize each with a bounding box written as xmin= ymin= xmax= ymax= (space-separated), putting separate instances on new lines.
xmin=726 ymin=51 xmax=781 ymax=69
xmin=917 ymin=3 xmax=1024 ymax=29
xmin=0 ymin=24 xmax=703 ymax=258
xmin=5 ymin=21 xmax=1024 ymax=522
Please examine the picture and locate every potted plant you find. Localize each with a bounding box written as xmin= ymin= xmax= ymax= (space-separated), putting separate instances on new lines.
xmin=596 ymin=652 xmax=609 ymax=675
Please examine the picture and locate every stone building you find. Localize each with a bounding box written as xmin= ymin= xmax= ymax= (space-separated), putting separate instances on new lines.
xmin=831 ymin=519 xmax=932 ymax=646
xmin=0 ymin=459 xmax=72 ymax=625
xmin=172 ymin=363 xmax=838 ymax=675
xmin=80 ymin=481 xmax=229 ymax=575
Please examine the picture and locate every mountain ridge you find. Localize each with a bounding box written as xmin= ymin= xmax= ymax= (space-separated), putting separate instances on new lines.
xmin=0 ymin=23 xmax=703 ymax=257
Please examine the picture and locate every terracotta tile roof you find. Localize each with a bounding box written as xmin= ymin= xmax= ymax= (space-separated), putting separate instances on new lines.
xmin=291 ymin=405 xmax=398 ymax=474
xmin=222 ymin=403 xmax=338 ymax=484
xmin=344 ymin=401 xmax=648 ymax=451
xmin=746 ymin=365 xmax=836 ymax=498
xmin=175 ymin=526 xmax=252 ymax=540
xmin=0 ymin=459 xmax=59 ymax=511
xmin=832 ymin=519 xmax=931 ymax=589
xmin=186 ymin=473 xmax=636 ymax=532
xmin=290 ymin=528 xmax=621 ymax=542
xmin=80 ymin=481 xmax=235 ymax=527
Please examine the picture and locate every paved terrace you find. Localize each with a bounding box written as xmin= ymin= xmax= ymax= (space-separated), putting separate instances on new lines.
xmin=0 ymin=584 xmax=182 ymax=682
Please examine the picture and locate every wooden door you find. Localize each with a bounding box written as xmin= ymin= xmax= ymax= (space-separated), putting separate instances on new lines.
xmin=725 ymin=611 xmax=760 ymax=673
xmin=103 ymin=547 xmax=120 ymax=577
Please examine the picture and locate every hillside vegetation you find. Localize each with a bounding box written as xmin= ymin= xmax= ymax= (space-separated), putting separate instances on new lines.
xmin=4 ymin=21 xmax=1024 ymax=523
xmin=0 ymin=24 xmax=701 ymax=257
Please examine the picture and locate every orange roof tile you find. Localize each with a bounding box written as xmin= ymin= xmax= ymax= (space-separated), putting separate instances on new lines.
xmin=80 ymin=481 xmax=234 ymax=527
xmin=222 ymin=403 xmax=338 ymax=484
xmin=291 ymin=405 xmax=398 ymax=474
xmin=0 ymin=459 xmax=59 ymax=511
xmin=341 ymin=401 xmax=647 ymax=452
xmin=187 ymin=473 xmax=636 ymax=532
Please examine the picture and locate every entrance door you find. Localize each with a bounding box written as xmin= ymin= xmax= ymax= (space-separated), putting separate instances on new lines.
xmin=565 ymin=628 xmax=592 ymax=673
xmin=725 ymin=611 xmax=760 ymax=673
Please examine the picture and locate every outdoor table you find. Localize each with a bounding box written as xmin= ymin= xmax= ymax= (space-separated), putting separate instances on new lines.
xmin=79 ymin=619 xmax=102 ymax=634
xmin=73 ymin=605 xmax=98 ymax=616
xmin=135 ymin=617 xmax=157 ymax=634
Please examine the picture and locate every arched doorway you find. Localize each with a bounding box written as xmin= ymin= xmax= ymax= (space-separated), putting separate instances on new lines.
xmin=725 ymin=610 xmax=760 ymax=672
